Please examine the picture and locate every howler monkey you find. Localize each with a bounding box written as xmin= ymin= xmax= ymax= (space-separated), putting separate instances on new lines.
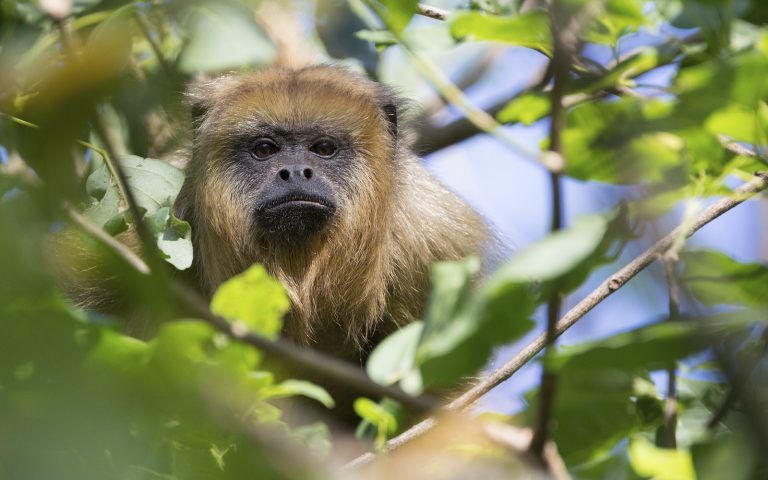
xmin=174 ymin=65 xmax=489 ymax=361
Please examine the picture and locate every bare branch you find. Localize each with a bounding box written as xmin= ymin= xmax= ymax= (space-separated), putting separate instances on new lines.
xmin=416 ymin=3 xmax=449 ymax=21
xmin=529 ymin=0 xmax=574 ymax=459
xmin=661 ymin=255 xmax=680 ymax=449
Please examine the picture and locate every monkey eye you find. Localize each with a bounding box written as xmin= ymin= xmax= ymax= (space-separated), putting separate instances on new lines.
xmin=310 ymin=139 xmax=338 ymax=158
xmin=252 ymin=140 xmax=279 ymax=159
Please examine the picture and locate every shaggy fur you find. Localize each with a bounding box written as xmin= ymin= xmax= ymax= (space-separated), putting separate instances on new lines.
xmin=175 ymin=66 xmax=488 ymax=360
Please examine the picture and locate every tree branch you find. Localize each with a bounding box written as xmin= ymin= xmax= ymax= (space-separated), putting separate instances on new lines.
xmin=345 ymin=171 xmax=768 ymax=469
xmin=661 ymin=255 xmax=680 ymax=449
xmin=416 ymin=3 xmax=449 ymax=21
xmin=529 ymin=0 xmax=573 ymax=459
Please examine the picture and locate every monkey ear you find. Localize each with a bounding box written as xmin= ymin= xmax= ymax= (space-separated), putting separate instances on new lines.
xmin=186 ymin=74 xmax=236 ymax=123
xmin=382 ymin=103 xmax=398 ymax=137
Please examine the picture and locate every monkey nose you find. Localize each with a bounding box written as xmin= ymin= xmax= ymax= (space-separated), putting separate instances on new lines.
xmin=278 ymin=166 xmax=314 ymax=182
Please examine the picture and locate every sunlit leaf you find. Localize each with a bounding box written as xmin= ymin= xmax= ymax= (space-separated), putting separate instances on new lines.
xmin=372 ymin=0 xmax=417 ymax=33
xmin=497 ymin=93 xmax=550 ymax=125
xmin=210 ymin=264 xmax=290 ymax=338
xmin=681 ymin=249 xmax=768 ymax=307
xmin=629 ymin=437 xmax=695 ymax=480
xmin=450 ymin=11 xmax=553 ymax=55
xmin=264 ymin=379 xmax=335 ymax=409
xmin=179 ymin=3 xmax=276 ymax=73
xmin=366 ymin=321 xmax=424 ymax=394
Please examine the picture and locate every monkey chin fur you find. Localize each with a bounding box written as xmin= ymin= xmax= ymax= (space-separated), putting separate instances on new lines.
xmin=174 ymin=65 xmax=490 ymax=360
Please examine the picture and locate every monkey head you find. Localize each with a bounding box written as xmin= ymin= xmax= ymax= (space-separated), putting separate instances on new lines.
xmin=176 ymin=66 xmax=402 ymax=295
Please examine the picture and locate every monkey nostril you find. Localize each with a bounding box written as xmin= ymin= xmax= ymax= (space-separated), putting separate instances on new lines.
xmin=303 ymin=168 xmax=313 ymax=179
xmin=278 ymin=169 xmax=290 ymax=181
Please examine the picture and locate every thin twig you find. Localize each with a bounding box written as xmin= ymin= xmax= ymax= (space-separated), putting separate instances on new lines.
xmin=529 ymin=0 xmax=572 ymax=459
xmin=416 ymin=3 xmax=449 ymax=21
xmin=661 ymin=255 xmax=679 ymax=449
xmin=64 ymin=206 xmax=151 ymax=275
xmin=89 ymin=112 xmax=166 ymax=274
xmin=344 ymin=171 xmax=768 ymax=469
xmin=132 ymin=11 xmax=175 ymax=77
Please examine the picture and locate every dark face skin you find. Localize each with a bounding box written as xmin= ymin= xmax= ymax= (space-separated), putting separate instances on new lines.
xmin=230 ymin=124 xmax=356 ymax=241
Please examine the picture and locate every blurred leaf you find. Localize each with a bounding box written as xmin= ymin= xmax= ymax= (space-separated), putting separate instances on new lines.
xmin=673 ymin=49 xmax=768 ymax=128
xmin=585 ymin=0 xmax=645 ymax=46
xmin=263 ymin=379 xmax=335 ymax=409
xmin=372 ymin=0 xmax=417 ymax=33
xmin=210 ymin=264 xmax=290 ymax=338
xmin=415 ymin=256 xmax=534 ymax=388
xmin=84 ymin=169 xmax=121 ymax=227
xmin=547 ymin=322 xmax=703 ymax=372
xmin=366 ymin=321 xmax=424 ymax=394
xmin=291 ymin=422 xmax=332 ymax=459
xmin=450 ymin=11 xmax=553 ymax=55
xmin=681 ymin=249 xmax=768 ymax=307
xmin=121 ymin=155 xmax=184 ymax=215
xmin=179 ymin=3 xmax=276 ymax=73
xmin=691 ymin=432 xmax=756 ymax=480
xmin=146 ymin=206 xmax=193 ymax=270
xmin=629 ymin=436 xmax=695 ymax=480
xmin=705 ymin=104 xmax=768 ymax=144
xmin=490 ymin=212 xmax=615 ymax=289
xmin=354 ymin=397 xmax=398 ymax=441
xmin=497 ymin=93 xmax=550 ymax=125
xmin=562 ymin=99 xmax=699 ymax=184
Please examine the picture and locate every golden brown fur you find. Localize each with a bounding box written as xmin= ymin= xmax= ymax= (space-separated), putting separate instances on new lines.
xmin=174 ymin=65 xmax=488 ymax=359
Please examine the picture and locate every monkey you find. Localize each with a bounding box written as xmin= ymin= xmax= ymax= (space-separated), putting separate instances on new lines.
xmin=173 ymin=65 xmax=490 ymax=362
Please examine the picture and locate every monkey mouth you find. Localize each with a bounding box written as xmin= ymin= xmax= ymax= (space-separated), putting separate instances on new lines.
xmin=259 ymin=193 xmax=335 ymax=212
xmin=255 ymin=192 xmax=336 ymax=238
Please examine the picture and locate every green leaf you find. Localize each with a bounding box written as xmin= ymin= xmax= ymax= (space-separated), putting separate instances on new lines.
xmin=586 ymin=0 xmax=645 ymax=46
xmin=210 ymin=264 xmax=290 ymax=338
xmin=691 ymin=433 xmax=756 ymax=480
xmin=497 ymin=93 xmax=550 ymax=125
xmin=528 ymin=367 xmax=637 ymax=464
xmin=83 ymin=171 xmax=121 ymax=227
xmin=629 ymin=437 xmax=695 ymax=480
xmin=356 ymin=24 xmax=454 ymax=52
xmin=121 ymin=155 xmax=185 ymax=216
xmin=681 ymin=249 xmax=768 ymax=308
xmin=528 ymin=321 xmax=701 ymax=464
xmin=547 ymin=322 xmax=703 ymax=373
xmin=366 ymin=321 xmax=424 ymax=394
xmin=292 ymin=422 xmax=332 ymax=458
xmin=179 ymin=3 xmax=276 ymax=73
xmin=563 ymin=99 xmax=691 ymax=184
xmin=354 ymin=397 xmax=398 ymax=436
xmin=450 ymin=11 xmax=553 ymax=55
xmin=146 ymin=207 xmax=194 ymax=270
xmin=373 ymin=0 xmax=417 ymax=33
xmin=490 ymin=212 xmax=613 ymax=286
xmin=415 ymin=256 xmax=535 ymax=388
xmin=263 ymin=379 xmax=335 ymax=408
xmin=705 ymin=104 xmax=767 ymax=143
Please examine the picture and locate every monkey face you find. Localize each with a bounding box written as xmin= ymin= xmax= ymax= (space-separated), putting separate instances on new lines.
xmin=184 ymin=66 xmax=400 ymax=252
xmin=235 ymin=128 xmax=348 ymax=240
